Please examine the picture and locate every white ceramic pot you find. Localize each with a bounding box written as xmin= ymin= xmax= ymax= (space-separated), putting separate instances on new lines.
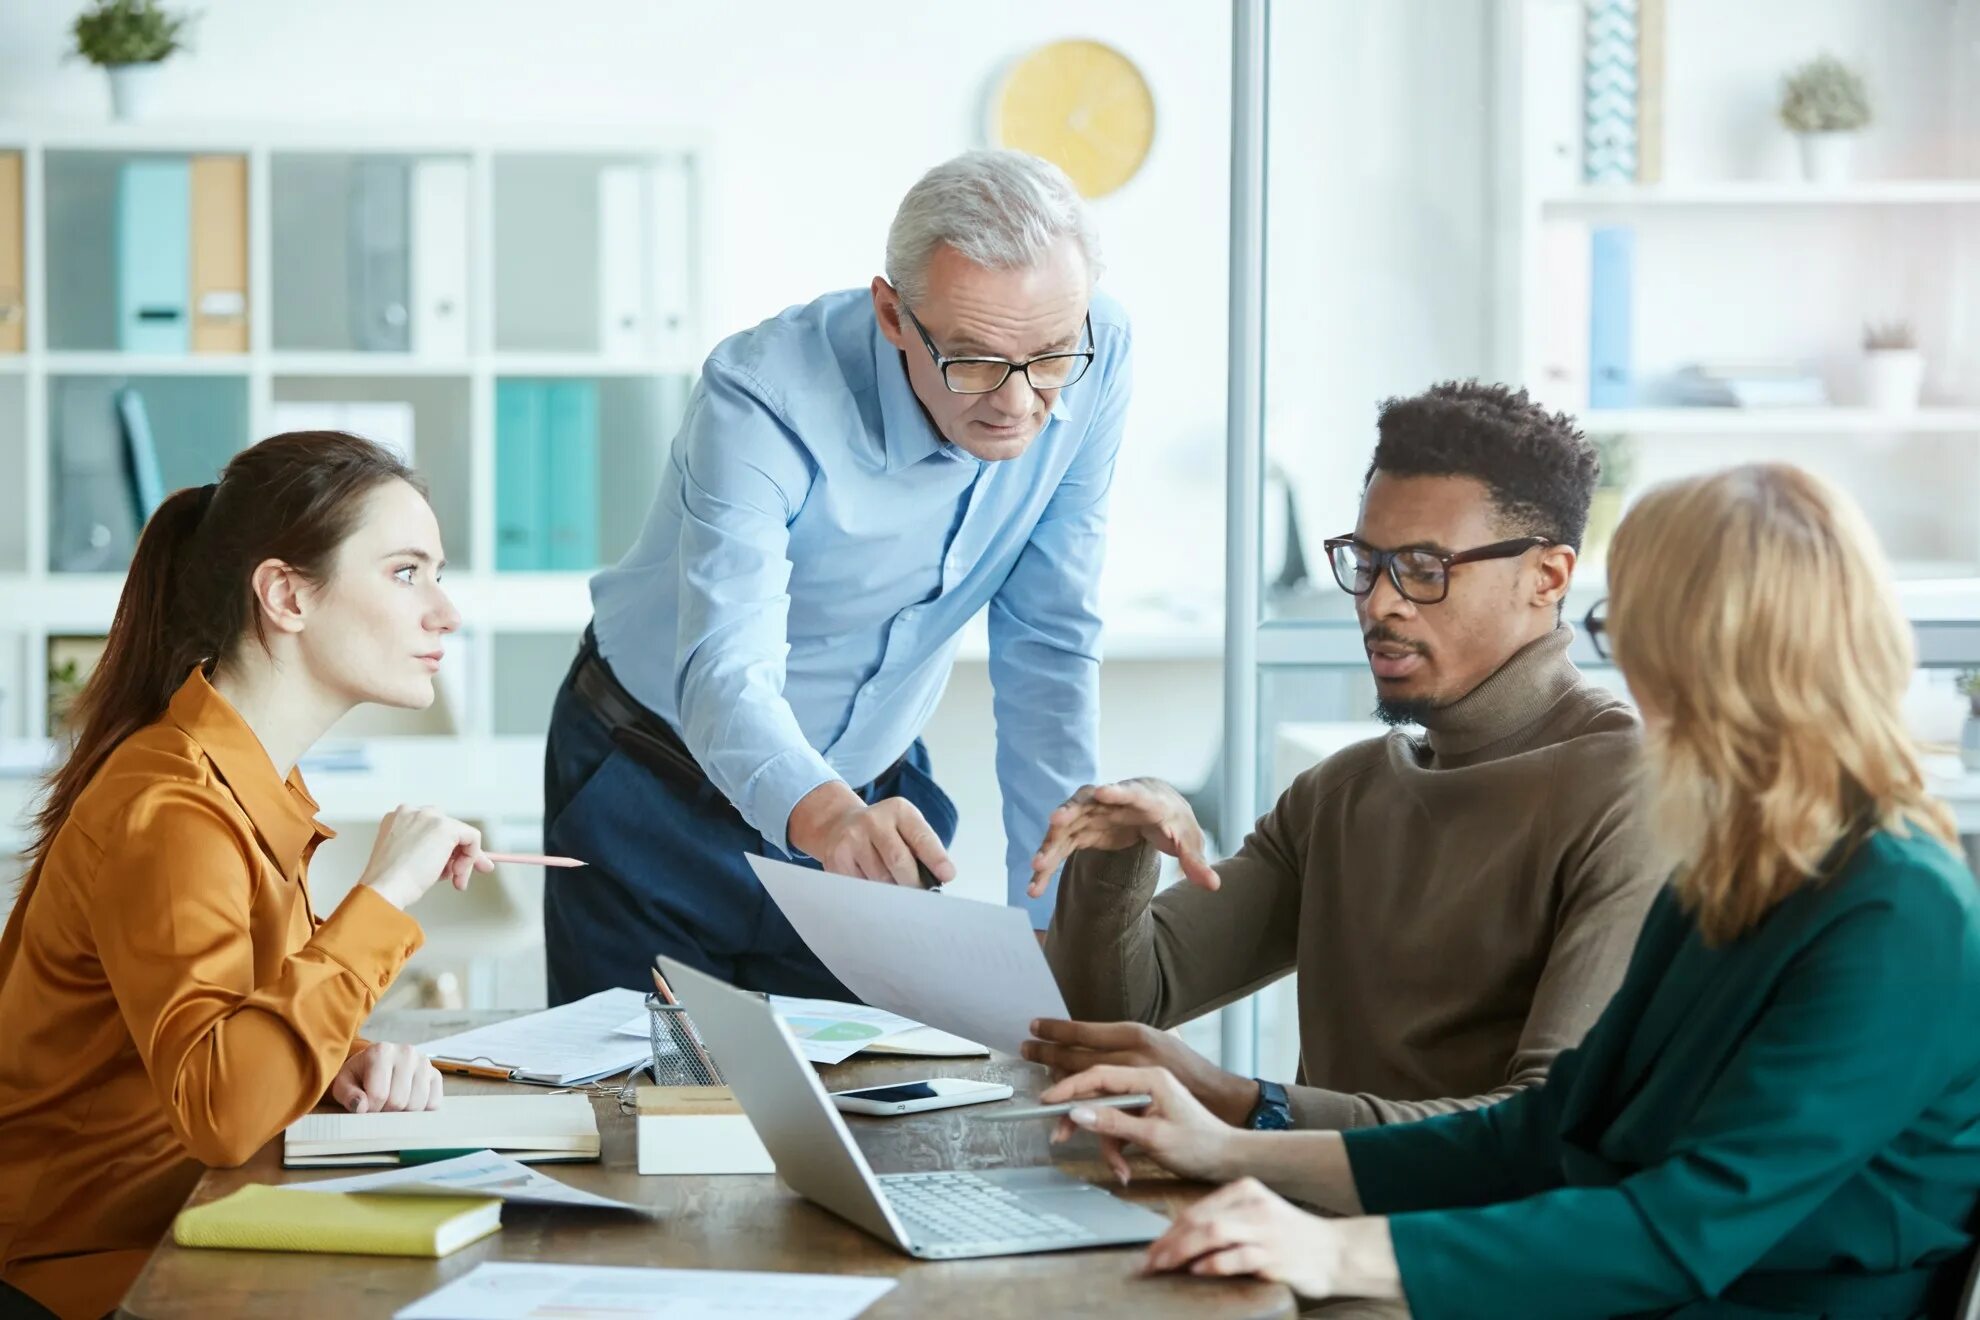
xmin=1963 ymin=714 xmax=1980 ymax=773
xmin=1863 ymin=348 xmax=1926 ymax=412
xmin=107 ymin=62 xmax=163 ymax=121
xmin=1796 ymin=131 xmax=1855 ymax=185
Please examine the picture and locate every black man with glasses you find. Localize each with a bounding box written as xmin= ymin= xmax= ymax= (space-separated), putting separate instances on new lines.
xmin=1027 ymin=381 xmax=1663 ymax=1141
xmin=542 ymin=150 xmax=1132 ymax=1002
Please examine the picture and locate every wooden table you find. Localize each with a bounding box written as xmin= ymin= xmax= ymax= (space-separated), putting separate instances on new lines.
xmin=121 ymin=1010 xmax=1294 ymax=1319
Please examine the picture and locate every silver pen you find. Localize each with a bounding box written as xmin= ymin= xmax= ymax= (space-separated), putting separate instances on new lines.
xmin=972 ymin=1093 xmax=1154 ymax=1122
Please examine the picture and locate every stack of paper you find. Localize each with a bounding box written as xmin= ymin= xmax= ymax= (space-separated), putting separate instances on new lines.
xmin=614 ymin=994 xmax=987 ymax=1066
xmin=1672 ymin=361 xmax=1829 ymax=409
xmin=284 ymin=1095 xmax=599 ymax=1168
xmin=397 ymin=1262 xmax=896 ymax=1320
xmin=421 ymin=988 xmax=652 ymax=1085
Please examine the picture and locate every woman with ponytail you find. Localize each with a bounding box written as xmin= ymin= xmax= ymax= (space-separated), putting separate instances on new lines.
xmin=0 ymin=432 xmax=492 ymax=1320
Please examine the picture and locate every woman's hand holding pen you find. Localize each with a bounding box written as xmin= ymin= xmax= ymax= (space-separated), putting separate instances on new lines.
xmin=360 ymin=805 xmax=495 ymax=910
xmin=1041 ymin=1064 xmax=1240 ymax=1185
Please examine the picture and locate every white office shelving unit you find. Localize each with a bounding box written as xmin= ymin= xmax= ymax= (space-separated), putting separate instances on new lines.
xmin=0 ymin=124 xmax=717 ymax=1005
xmin=0 ymin=122 xmax=707 ymax=756
xmin=1500 ymin=0 xmax=1980 ymax=579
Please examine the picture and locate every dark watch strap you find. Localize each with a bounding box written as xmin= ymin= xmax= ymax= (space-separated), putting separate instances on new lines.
xmin=1245 ymin=1078 xmax=1293 ymax=1131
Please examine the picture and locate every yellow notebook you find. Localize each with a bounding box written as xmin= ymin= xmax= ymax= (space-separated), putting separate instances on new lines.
xmin=172 ymin=1184 xmax=501 ymax=1257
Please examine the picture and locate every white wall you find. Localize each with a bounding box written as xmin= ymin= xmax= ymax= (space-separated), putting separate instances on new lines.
xmin=0 ymin=0 xmax=1232 ymax=608
xmin=1263 ymin=0 xmax=1499 ymax=556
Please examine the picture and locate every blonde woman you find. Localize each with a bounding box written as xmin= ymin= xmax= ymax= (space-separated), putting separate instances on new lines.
xmin=1044 ymin=464 xmax=1980 ymax=1318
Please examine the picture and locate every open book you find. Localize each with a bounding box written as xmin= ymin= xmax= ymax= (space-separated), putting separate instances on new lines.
xmin=285 ymin=1094 xmax=600 ymax=1168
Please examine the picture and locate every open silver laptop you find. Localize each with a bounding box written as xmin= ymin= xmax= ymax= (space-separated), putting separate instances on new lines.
xmin=658 ymin=956 xmax=1171 ymax=1260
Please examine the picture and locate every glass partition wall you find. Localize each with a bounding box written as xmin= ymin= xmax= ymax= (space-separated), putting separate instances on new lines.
xmin=1216 ymin=0 xmax=1980 ymax=1078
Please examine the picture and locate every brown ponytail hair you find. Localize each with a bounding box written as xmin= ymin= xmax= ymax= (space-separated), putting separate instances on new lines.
xmin=26 ymin=431 xmax=420 ymax=876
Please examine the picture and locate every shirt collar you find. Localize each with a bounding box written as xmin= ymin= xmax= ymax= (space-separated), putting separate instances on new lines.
xmin=871 ymin=312 xmax=1074 ymax=475
xmin=165 ymin=667 xmax=335 ymax=873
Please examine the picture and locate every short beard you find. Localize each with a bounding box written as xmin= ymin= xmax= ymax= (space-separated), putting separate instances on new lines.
xmin=1374 ymin=697 xmax=1439 ymax=728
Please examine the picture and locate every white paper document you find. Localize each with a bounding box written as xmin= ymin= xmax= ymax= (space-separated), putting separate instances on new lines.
xmin=292 ymin=1150 xmax=644 ymax=1214
xmin=615 ymin=995 xmax=955 ymax=1066
xmin=749 ymin=855 xmax=1067 ymax=1056
xmin=419 ymin=988 xmax=651 ymax=1085
xmin=395 ymin=1262 xmax=896 ymax=1320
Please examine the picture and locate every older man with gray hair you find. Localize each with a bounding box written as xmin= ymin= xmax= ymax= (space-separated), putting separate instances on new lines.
xmin=542 ymin=149 xmax=1131 ymax=1002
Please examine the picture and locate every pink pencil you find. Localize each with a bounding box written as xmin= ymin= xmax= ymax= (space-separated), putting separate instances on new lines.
xmin=484 ymin=851 xmax=587 ymax=869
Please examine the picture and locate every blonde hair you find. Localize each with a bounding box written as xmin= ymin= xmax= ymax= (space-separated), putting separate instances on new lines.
xmin=1607 ymin=463 xmax=1956 ymax=945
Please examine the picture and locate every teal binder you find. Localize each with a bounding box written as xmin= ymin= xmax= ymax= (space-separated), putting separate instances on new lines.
xmin=1588 ymin=225 xmax=1635 ymax=409
xmin=117 ymin=160 xmax=191 ymax=353
xmin=495 ymin=380 xmax=548 ymax=570
xmin=544 ymin=382 xmax=599 ymax=571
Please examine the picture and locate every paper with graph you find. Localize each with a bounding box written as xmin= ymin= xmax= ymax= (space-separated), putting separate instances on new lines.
xmin=749 ymin=855 xmax=1067 ymax=1055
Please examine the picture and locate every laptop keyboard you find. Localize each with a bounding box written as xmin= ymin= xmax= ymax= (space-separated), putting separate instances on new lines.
xmin=879 ymin=1171 xmax=1098 ymax=1253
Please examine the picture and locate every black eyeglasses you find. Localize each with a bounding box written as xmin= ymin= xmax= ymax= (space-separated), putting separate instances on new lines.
xmin=1584 ymin=598 xmax=1610 ymax=660
xmin=899 ymin=301 xmax=1095 ymax=395
xmin=1323 ymin=535 xmax=1555 ymax=606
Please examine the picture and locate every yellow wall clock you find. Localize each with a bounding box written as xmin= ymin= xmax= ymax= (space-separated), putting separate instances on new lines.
xmin=988 ymin=39 xmax=1156 ymax=199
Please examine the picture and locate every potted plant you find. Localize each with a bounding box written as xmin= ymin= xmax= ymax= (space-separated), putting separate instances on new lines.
xmin=1582 ymin=430 xmax=1634 ymax=566
xmin=1862 ymin=321 xmax=1925 ymax=412
xmin=1779 ymin=53 xmax=1871 ymax=184
xmin=1958 ymin=671 xmax=1980 ymax=773
xmin=71 ymin=0 xmax=195 ymax=122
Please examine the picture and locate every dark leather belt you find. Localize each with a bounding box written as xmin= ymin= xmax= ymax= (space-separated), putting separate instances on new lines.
xmin=572 ymin=630 xmax=939 ymax=887
xmin=571 ymin=630 xmax=914 ymax=810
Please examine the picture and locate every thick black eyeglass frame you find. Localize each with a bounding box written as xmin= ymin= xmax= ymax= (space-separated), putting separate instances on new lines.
xmin=1322 ymin=534 xmax=1556 ymax=606
xmin=899 ymin=301 xmax=1096 ymax=395
xmin=1584 ymin=598 xmax=1610 ymax=660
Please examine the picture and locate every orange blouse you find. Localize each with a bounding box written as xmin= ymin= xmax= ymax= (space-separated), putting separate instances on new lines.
xmin=0 ymin=669 xmax=423 ymax=1319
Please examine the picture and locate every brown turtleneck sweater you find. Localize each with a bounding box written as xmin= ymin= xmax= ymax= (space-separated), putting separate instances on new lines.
xmin=1046 ymin=627 xmax=1660 ymax=1130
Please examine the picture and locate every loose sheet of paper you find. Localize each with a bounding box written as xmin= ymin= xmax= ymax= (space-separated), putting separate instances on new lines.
xmin=418 ymin=988 xmax=651 ymax=1084
xmin=749 ymin=855 xmax=1067 ymax=1056
xmin=291 ymin=1150 xmax=644 ymax=1213
xmin=395 ymin=1262 xmax=896 ymax=1320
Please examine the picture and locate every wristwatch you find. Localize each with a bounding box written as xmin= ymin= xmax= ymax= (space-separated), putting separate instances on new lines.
xmin=1245 ymin=1078 xmax=1292 ymax=1131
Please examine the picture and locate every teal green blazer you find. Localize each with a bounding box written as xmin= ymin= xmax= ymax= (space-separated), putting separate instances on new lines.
xmin=1344 ymin=827 xmax=1980 ymax=1319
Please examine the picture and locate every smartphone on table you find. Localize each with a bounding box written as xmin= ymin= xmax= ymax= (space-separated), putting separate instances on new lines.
xmin=828 ymin=1078 xmax=1014 ymax=1116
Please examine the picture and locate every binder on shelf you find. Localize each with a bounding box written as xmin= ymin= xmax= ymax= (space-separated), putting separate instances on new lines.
xmin=1534 ymin=219 xmax=1591 ymax=411
xmin=411 ymin=158 xmax=469 ymax=358
xmin=651 ymin=155 xmax=695 ymax=364
xmin=1583 ymin=0 xmax=1639 ymax=184
xmin=53 ymin=378 xmax=141 ymax=571
xmin=0 ymin=151 xmax=22 ymax=353
xmin=349 ymin=158 xmax=411 ymax=352
xmin=544 ymin=381 xmax=600 ymax=571
xmin=1636 ymin=0 xmax=1666 ymax=184
xmin=597 ymin=164 xmax=648 ymax=360
xmin=1588 ymin=225 xmax=1635 ymax=410
xmin=495 ymin=380 xmax=550 ymax=570
xmin=1525 ymin=0 xmax=1585 ymax=194
xmin=268 ymin=399 xmax=416 ymax=467
xmin=116 ymin=386 xmax=165 ymax=521
xmin=189 ymin=155 xmax=249 ymax=353
xmin=117 ymin=159 xmax=191 ymax=353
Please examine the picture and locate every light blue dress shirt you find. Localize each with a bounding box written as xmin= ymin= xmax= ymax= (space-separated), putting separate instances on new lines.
xmin=590 ymin=286 xmax=1132 ymax=923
